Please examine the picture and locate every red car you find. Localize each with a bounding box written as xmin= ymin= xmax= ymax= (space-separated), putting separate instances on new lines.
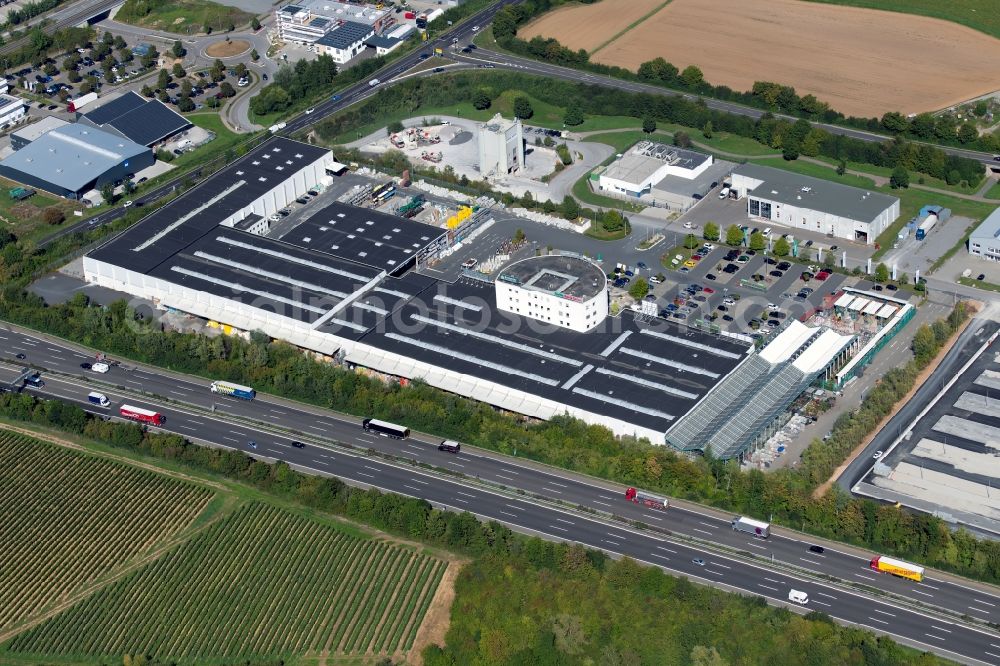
xmin=703 ymin=287 xmax=715 ymax=294
xmin=816 ymin=271 xmax=830 ymax=281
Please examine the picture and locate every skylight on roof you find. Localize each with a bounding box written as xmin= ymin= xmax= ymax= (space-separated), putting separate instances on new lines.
xmin=358 ymin=251 xmax=367 ymax=257
xmin=347 ymin=234 xmax=356 ymax=239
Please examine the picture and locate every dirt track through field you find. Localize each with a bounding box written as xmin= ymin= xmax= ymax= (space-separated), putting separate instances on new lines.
xmin=526 ymin=0 xmax=1000 ymax=117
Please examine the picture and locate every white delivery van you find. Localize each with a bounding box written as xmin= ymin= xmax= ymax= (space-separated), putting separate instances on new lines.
xmin=788 ymin=589 xmax=809 ymax=604
xmin=719 ymin=187 xmax=731 ymax=199
xmin=91 ymin=362 xmax=110 ymax=373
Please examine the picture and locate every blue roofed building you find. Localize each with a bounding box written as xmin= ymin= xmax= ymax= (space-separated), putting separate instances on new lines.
xmin=78 ymin=91 xmax=192 ymax=148
xmin=0 ymin=124 xmax=152 ymax=199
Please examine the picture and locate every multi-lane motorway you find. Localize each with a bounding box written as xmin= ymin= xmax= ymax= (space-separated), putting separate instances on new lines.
xmin=4 ymin=323 xmax=1000 ymax=664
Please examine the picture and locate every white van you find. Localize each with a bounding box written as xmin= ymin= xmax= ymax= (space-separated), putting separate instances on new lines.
xmin=719 ymin=187 xmax=731 ymax=199
xmin=91 ymin=362 xmax=110 ymax=374
xmin=88 ymin=391 xmax=110 ymax=407
xmin=788 ymin=589 xmax=809 ymax=604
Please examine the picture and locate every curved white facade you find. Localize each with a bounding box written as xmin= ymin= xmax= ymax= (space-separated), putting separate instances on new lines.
xmin=494 ymin=255 xmax=608 ymax=332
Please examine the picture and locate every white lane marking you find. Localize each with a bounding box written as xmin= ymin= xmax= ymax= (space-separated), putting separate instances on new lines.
xmin=169 ymin=390 xmax=187 ymax=396
xmin=813 ymin=600 xmax=831 ymax=607
xmin=222 ymin=436 xmax=238 ymax=442
xmin=712 ymin=562 xmax=731 ymax=570
xmin=986 ymin=652 xmax=1000 ymax=660
xmin=912 ymin=589 xmax=934 ymax=598
xmin=924 ymin=634 xmax=945 ymax=641
xmin=817 ymin=592 xmax=837 ymax=600
xmin=403 ymin=485 xmax=422 ymax=491
xmin=307 ymin=425 xmax=325 ymax=432
xmin=505 ymin=504 xmax=524 ymax=511
xmin=918 ymin=582 xmax=940 ymax=590
xmin=447 ymin=461 xmax=465 ymax=467
xmin=405 ymin=444 xmax=423 ymax=451
xmin=800 ymin=558 xmax=822 ymax=566
xmin=555 ymin=518 xmax=574 ymax=525
xmin=930 ymin=625 xmax=952 ymax=634
xmin=545 ymin=481 xmax=568 ymax=488
xmin=649 ymin=553 xmax=670 ymax=561
xmin=409 ymin=478 xmax=429 ymax=485
xmin=854 ymin=573 xmax=877 ymax=580
xmin=643 ymin=514 xmax=663 ymax=521
xmin=593 ymin=500 xmax=612 ymax=507
xmin=746 ymin=542 xmax=767 ymax=551
xmin=356 ymin=471 xmax=374 ymax=479
xmin=604 ymin=539 xmax=620 ymax=546
xmin=693 ymin=528 xmax=712 ymax=536
xmin=764 ymin=577 xmax=782 ymax=584
xmin=871 ymin=609 xmax=895 ymax=617
xmin=500 ymin=468 xmax=520 ymax=475
xmin=495 ymin=474 xmax=515 ymax=481
xmin=969 ymin=606 xmax=992 ymax=615
xmin=269 ymin=409 xmax=287 ymax=415
xmin=975 ymin=599 xmax=997 ymax=607
xmin=698 ymin=521 xmax=718 ymax=529
xmin=453 ymin=498 xmax=469 ymax=504
xmin=177 ymin=425 xmax=197 ymax=431
xmin=599 ymin=495 xmax=616 ymax=500
xmin=542 ymin=487 xmax=563 ymax=494
xmin=363 ymin=465 xmax=380 ymax=471
xmin=656 ymin=546 xmax=678 ymax=554
xmin=188 ymin=419 xmax=204 ymax=425
xmin=758 ymin=583 xmax=778 ymax=591
xmin=548 ymin=524 xmax=568 ymax=532
xmin=499 ymin=510 xmax=518 ymax=518
xmin=456 ymin=491 xmax=476 ymax=498
xmin=867 ymin=617 xmax=889 ymax=625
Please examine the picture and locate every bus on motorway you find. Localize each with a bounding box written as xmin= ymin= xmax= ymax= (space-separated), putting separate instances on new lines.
xmin=119 ymin=404 xmax=165 ymax=426
xmin=362 ymin=418 xmax=409 ymax=439
xmin=210 ymin=380 xmax=256 ymax=400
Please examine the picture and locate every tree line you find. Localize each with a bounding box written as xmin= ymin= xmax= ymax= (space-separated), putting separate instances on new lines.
xmin=314 ymin=70 xmax=984 ymax=187
xmin=0 ymin=393 xmax=946 ymax=665
xmin=490 ymin=0 xmax=1000 ymax=157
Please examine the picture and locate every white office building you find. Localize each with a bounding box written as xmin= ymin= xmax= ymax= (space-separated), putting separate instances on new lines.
xmin=495 ymin=255 xmax=608 ymax=333
xmin=599 ymin=142 xmax=713 ymax=196
xmin=731 ymin=164 xmax=899 ymax=245
xmin=969 ymin=207 xmax=1000 ymax=261
xmin=478 ymin=113 xmax=524 ymax=179
xmin=0 ymin=94 xmax=27 ymax=129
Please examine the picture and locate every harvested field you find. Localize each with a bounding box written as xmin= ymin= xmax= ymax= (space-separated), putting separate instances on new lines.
xmin=528 ymin=0 xmax=1000 ymax=117
xmin=519 ymin=0 xmax=666 ymax=53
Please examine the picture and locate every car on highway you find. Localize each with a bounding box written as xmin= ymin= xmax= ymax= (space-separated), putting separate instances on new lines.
xmin=248 ymin=440 xmax=257 ymax=449
xmin=809 ymin=545 xmax=825 ymax=554
xmin=462 ymin=258 xmax=478 ymax=269
xmin=305 ymin=108 xmax=315 ymax=114
xmin=123 ymin=200 xmax=133 ymax=208
xmin=433 ymin=67 xmax=444 ymax=73
xmin=472 ymin=25 xmax=480 ymax=31
xmin=692 ymin=558 xmax=705 ymax=566
xmin=331 ymin=94 xmax=341 ymax=102
xmin=419 ymin=52 xmax=431 ymax=59
xmin=91 ymin=362 xmax=110 ymax=373
xmin=15 ymin=352 xmax=26 ymax=360
xmin=80 ymin=362 xmax=91 ymax=370
xmin=291 ymin=441 xmax=305 ymax=448
xmin=873 ymin=450 xmax=884 ymax=459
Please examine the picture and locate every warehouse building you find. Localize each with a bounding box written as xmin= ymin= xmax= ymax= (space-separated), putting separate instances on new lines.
xmin=0 ymin=124 xmax=152 ymax=199
xmin=731 ymin=164 xmax=899 ymax=244
xmin=0 ymin=93 xmax=26 ymax=129
xmin=968 ymin=207 xmax=1000 ymax=261
xmin=594 ymin=141 xmax=731 ymax=210
xmin=83 ymin=137 xmax=849 ymax=456
xmin=78 ymin=92 xmax=191 ymax=148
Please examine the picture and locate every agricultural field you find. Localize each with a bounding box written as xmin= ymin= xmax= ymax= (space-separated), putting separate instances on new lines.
xmin=0 ymin=431 xmax=213 ymax=632
xmin=524 ymin=0 xmax=1000 ymax=117
xmin=802 ymin=0 xmax=1000 ymax=40
xmin=114 ymin=0 xmax=256 ymax=35
xmin=6 ymin=502 xmax=447 ymax=663
xmin=519 ymin=0 xmax=666 ymax=53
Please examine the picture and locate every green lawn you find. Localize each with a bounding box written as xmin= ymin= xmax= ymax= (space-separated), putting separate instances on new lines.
xmin=985 ymin=181 xmax=1000 ymax=200
xmin=583 ymin=130 xmax=675 ymax=153
xmin=170 ymin=113 xmax=245 ymax=170
xmin=809 ymin=154 xmax=984 ymax=195
xmin=801 ymin=0 xmax=1000 ymax=40
xmin=114 ymin=0 xmax=256 ymax=35
xmin=0 ymin=176 xmax=84 ymax=244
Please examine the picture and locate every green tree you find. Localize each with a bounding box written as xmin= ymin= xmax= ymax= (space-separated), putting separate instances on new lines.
xmin=235 ymin=62 xmax=248 ymax=79
xmin=911 ymin=324 xmax=937 ymax=363
xmin=387 ymin=120 xmax=404 ymax=134
xmin=42 ymin=206 xmax=65 ymax=225
xmin=958 ymin=123 xmax=978 ymax=144
xmin=880 ymin=111 xmax=908 ymax=133
xmin=219 ymin=81 xmax=235 ymax=98
xmin=725 ymin=224 xmax=744 ymax=247
xmin=691 ymin=645 xmax=729 ymax=666
xmin=113 ymin=34 xmax=126 ymax=50
xmin=472 ymin=90 xmax=491 ymax=110
xmin=172 ymin=40 xmax=185 ymax=58
xmin=561 ymin=195 xmax=579 ymax=221
xmin=251 ymin=16 xmax=261 ymax=31
xmin=177 ymin=96 xmax=195 ymax=112
xmin=680 ymin=65 xmax=703 ymax=88
xmin=889 ymin=165 xmax=909 ymax=189
xmin=749 ymin=231 xmax=765 ymax=251
xmin=602 ymin=210 xmax=625 ymax=232
xmin=157 ymin=68 xmax=170 ymax=90
xmin=703 ymin=221 xmax=719 ymax=241
xmin=513 ymin=228 xmax=525 ymax=244
xmin=873 ymin=262 xmax=889 ymax=283
xmin=628 ymin=277 xmax=649 ymax=300
xmin=172 ymin=62 xmax=186 ymax=78
xmin=100 ymin=182 xmax=115 ymax=204
xmin=773 ymin=237 xmax=790 ymax=257
xmin=836 ymin=159 xmax=846 ymax=176
xmin=123 ymin=179 xmax=136 ymax=195
xmin=563 ymin=105 xmax=584 ymax=126
xmin=673 ymin=131 xmax=691 ymax=149
xmin=702 ymin=120 xmax=713 ymax=139
xmin=513 ymin=96 xmax=533 ymax=119
xmin=250 ymin=49 xmax=260 ymax=62
xmin=683 ymin=233 xmax=699 ymax=249
xmin=642 ymin=118 xmax=656 ymax=134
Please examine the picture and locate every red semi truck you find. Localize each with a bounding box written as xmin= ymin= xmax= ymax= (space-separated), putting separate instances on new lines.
xmin=119 ymin=404 xmax=165 ymax=426
xmin=625 ymin=487 xmax=669 ymax=510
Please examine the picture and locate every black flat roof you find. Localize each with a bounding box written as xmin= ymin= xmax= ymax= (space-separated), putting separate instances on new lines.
xmin=89 ymin=137 xmax=332 ymax=273
xmin=276 ymin=201 xmax=445 ymax=274
xmin=83 ymin=91 xmax=147 ymax=125
xmin=353 ymin=276 xmax=749 ymax=434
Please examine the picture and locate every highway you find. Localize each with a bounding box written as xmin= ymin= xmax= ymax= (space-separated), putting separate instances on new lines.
xmin=4 ymin=323 xmax=1000 ymax=664
xmin=0 ymin=0 xmax=123 ymax=59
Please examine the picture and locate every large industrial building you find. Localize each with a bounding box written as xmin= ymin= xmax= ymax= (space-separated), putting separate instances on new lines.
xmin=0 ymin=124 xmax=152 ymax=199
xmin=968 ymin=207 xmax=1000 ymax=261
xmin=731 ymin=164 xmax=899 ymax=245
xmin=77 ymin=92 xmax=191 ymax=148
xmin=83 ymin=137 xmax=854 ymax=458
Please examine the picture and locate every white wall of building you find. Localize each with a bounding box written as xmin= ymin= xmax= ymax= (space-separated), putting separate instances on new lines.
xmin=495 ymin=280 xmax=607 ymax=332
xmin=478 ymin=115 xmax=524 ymax=178
xmin=0 ymin=96 xmax=26 ymax=128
